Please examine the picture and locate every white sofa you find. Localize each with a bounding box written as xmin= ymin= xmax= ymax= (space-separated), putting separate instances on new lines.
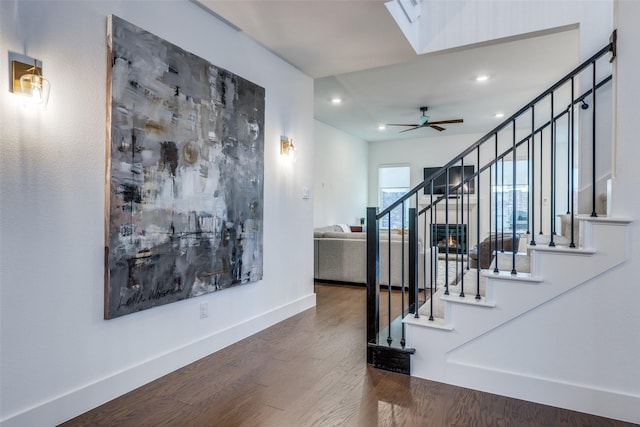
xmin=314 ymin=225 xmax=431 ymax=286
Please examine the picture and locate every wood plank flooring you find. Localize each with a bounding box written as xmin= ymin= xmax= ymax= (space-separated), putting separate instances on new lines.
xmin=61 ymin=283 xmax=635 ymax=427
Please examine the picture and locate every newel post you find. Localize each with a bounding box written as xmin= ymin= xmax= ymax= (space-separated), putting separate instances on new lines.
xmin=366 ymin=207 xmax=379 ymax=356
xmin=408 ymin=207 xmax=418 ymax=315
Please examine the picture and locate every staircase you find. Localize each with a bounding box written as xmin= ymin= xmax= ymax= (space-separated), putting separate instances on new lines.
xmin=365 ymin=34 xmax=620 ymax=379
xmin=405 ymin=215 xmax=631 ymax=383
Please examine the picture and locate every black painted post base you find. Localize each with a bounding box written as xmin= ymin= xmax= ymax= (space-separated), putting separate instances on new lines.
xmin=367 ymin=343 xmax=415 ymax=375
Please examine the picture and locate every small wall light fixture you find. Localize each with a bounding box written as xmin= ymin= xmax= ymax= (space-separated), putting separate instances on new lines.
xmin=280 ymin=135 xmax=295 ymax=157
xmin=10 ymin=55 xmax=50 ymax=108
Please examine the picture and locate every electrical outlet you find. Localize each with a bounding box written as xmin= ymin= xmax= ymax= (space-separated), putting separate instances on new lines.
xmin=199 ymin=302 xmax=208 ymax=319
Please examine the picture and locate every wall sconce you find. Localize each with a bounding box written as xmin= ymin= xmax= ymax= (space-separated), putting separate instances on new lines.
xmin=280 ymin=135 xmax=295 ymax=158
xmin=10 ymin=55 xmax=50 ymax=108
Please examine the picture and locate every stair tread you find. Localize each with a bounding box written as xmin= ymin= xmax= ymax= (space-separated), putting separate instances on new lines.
xmin=403 ymin=313 xmax=452 ymax=330
xmin=440 ymin=293 xmax=495 ymax=307
xmin=576 ymin=214 xmax=633 ymax=223
xmin=528 ymin=244 xmax=596 ymax=254
xmin=481 ymin=270 xmax=542 ymax=282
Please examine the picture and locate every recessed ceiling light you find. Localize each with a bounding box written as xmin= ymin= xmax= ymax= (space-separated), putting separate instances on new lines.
xmin=476 ymin=75 xmax=490 ymax=82
xmin=378 ymin=125 xmax=386 ymax=131
xmin=331 ymin=97 xmax=342 ymax=104
xmin=495 ymin=112 xmax=505 ymax=118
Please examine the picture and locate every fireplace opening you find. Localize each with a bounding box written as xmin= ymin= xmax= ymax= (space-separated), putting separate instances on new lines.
xmin=431 ymin=224 xmax=467 ymax=254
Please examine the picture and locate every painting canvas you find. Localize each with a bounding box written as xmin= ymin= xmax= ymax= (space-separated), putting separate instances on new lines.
xmin=105 ymin=15 xmax=265 ymax=319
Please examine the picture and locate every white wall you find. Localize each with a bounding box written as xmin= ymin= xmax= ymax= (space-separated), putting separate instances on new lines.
xmin=368 ymin=132 xmax=485 ymax=206
xmin=0 ymin=2 xmax=315 ymax=425
xmin=603 ymin=4 xmax=640 ymax=419
xmin=313 ymin=120 xmax=368 ymax=226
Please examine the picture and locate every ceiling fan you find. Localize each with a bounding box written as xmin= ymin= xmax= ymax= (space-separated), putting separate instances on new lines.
xmin=387 ymin=107 xmax=463 ymax=133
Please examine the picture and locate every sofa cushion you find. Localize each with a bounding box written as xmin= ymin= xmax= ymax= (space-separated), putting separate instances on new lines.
xmin=320 ymin=231 xmax=366 ymax=239
xmin=470 ymin=233 xmax=520 ymax=269
xmin=336 ymin=224 xmax=352 ymax=233
xmin=313 ymin=225 xmax=344 ymax=237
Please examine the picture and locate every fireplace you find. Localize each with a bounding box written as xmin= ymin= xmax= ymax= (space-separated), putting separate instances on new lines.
xmin=431 ymin=224 xmax=467 ymax=254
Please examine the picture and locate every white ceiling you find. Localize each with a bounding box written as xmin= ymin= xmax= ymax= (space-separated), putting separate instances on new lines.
xmin=196 ymin=0 xmax=580 ymax=142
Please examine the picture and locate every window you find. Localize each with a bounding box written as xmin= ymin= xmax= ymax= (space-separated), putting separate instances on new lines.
xmin=492 ymin=160 xmax=529 ymax=233
xmin=378 ymin=165 xmax=410 ymax=229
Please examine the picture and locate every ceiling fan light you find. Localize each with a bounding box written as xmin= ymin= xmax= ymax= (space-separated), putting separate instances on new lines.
xmin=417 ymin=115 xmax=429 ymax=126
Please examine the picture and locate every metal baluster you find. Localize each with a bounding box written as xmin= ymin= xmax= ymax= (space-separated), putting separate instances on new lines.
xmin=591 ymin=61 xmax=598 ymax=217
xmin=387 ymin=219 xmax=392 ymax=345
xmin=476 ymin=146 xmax=482 ymax=299
xmin=567 ymin=76 xmax=580 ymax=248
xmin=567 ymin=106 xmax=571 ymax=215
xmin=511 ymin=120 xmax=517 ymax=274
xmin=429 ymin=180 xmax=435 ymax=321
xmin=445 ymin=168 xmax=450 ymax=295
xmin=530 ymin=106 xmax=537 ymax=245
xmin=466 ymin=168 xmax=471 ymax=272
xmin=539 ymin=130 xmax=544 ymax=235
xmin=501 ymin=157 xmax=505 ymax=252
xmin=494 ymin=134 xmax=499 ymax=273
xmin=422 ymin=205 xmax=427 ymax=312
xmin=459 ymin=160 xmax=465 ymax=297
xmin=456 ymin=188 xmax=460 ymax=287
xmin=401 ymin=202 xmax=406 ymax=348
xmin=527 ymin=137 xmax=531 ymax=234
xmin=488 ymin=156 xmax=493 ymax=269
xmin=549 ymin=92 xmax=556 ymax=247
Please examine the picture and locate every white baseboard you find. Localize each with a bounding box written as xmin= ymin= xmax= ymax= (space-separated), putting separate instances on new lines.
xmin=446 ymin=361 xmax=640 ymax=425
xmin=0 ymin=293 xmax=317 ymax=427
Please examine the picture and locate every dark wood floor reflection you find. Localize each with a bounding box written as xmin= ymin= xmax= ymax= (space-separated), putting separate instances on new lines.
xmin=62 ymin=283 xmax=633 ymax=427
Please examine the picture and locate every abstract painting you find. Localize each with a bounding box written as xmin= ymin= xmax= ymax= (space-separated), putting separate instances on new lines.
xmin=105 ymin=15 xmax=265 ymax=319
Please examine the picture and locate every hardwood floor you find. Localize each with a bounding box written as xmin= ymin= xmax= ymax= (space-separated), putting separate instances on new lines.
xmin=61 ymin=283 xmax=634 ymax=427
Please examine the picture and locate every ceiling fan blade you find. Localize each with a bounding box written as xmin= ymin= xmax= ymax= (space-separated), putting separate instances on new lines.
xmin=426 ymin=119 xmax=464 ymax=125
xmin=399 ymin=126 xmax=421 ymax=133
xmin=387 ymin=123 xmax=419 ymax=127
xmin=429 ymin=125 xmax=446 ymax=132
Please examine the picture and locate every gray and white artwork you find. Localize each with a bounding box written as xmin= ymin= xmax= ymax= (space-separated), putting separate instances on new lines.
xmin=105 ymin=15 xmax=265 ymax=319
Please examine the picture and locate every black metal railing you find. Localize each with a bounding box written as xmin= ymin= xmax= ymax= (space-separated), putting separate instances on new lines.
xmin=366 ymin=33 xmax=616 ymax=359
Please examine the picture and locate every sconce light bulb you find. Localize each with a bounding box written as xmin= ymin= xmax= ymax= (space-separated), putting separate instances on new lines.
xmin=280 ymin=136 xmax=295 ymax=158
xmin=19 ymin=73 xmax=50 ymax=108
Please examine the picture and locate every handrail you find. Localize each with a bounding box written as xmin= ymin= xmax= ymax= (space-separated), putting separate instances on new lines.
xmin=377 ymin=42 xmax=614 ymax=220
xmin=417 ymin=75 xmax=612 ymax=217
